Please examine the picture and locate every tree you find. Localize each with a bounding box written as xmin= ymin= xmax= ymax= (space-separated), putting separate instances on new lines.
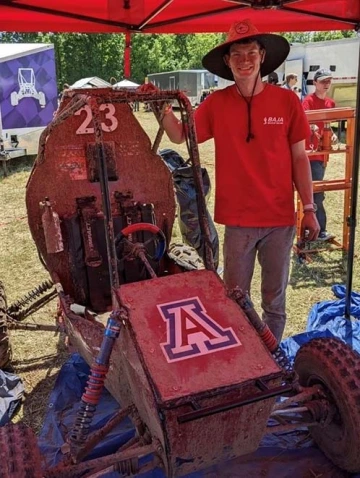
xmin=54 ymin=33 xmax=124 ymax=88
xmin=0 ymin=29 xmax=356 ymax=89
xmin=282 ymin=30 xmax=356 ymax=43
xmin=185 ymin=33 xmax=226 ymax=69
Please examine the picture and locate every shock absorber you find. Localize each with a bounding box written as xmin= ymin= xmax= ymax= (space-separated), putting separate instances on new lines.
xmin=230 ymin=287 xmax=277 ymax=351
xmin=230 ymin=287 xmax=293 ymax=375
xmin=69 ymin=310 xmax=123 ymax=454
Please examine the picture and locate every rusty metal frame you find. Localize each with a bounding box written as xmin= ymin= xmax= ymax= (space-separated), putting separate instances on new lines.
xmin=36 ymin=89 xmax=218 ymax=469
xmin=177 ymin=381 xmax=294 ymax=424
xmin=44 ymin=443 xmax=159 ymax=478
xmin=39 ymin=89 xmax=215 ymax=281
xmin=26 ymin=84 xmax=360 ymax=474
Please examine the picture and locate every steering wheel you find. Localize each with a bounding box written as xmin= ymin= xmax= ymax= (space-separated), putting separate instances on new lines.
xmin=115 ymin=223 xmax=166 ymax=262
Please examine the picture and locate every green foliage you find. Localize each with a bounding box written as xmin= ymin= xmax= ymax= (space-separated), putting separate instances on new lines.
xmin=282 ymin=30 xmax=356 ymax=43
xmin=0 ymin=31 xmax=125 ymax=88
xmin=130 ymin=32 xmax=226 ymax=82
xmin=0 ymin=29 xmax=357 ymax=88
xmin=53 ymin=33 xmax=124 ymax=88
xmin=0 ymin=32 xmax=52 ymax=43
xmin=185 ymin=33 xmax=226 ymax=69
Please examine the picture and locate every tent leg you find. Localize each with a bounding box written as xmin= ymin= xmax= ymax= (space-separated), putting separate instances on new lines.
xmin=345 ymin=39 xmax=360 ymax=318
xmin=124 ymin=32 xmax=132 ymax=79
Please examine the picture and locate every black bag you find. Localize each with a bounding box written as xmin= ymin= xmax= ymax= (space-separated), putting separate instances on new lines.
xmin=159 ymin=148 xmax=219 ymax=267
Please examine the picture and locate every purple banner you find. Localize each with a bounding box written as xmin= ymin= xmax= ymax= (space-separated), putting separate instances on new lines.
xmin=0 ymin=47 xmax=58 ymax=129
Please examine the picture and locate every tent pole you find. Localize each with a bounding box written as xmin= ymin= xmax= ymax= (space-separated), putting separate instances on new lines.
xmin=124 ymin=32 xmax=132 ymax=79
xmin=345 ymin=35 xmax=360 ymax=318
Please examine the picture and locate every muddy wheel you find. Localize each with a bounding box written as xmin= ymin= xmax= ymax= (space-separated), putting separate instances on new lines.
xmin=0 ymin=281 xmax=12 ymax=370
xmin=0 ymin=423 xmax=43 ymax=478
xmin=168 ymin=243 xmax=204 ymax=271
xmin=295 ymin=337 xmax=360 ymax=473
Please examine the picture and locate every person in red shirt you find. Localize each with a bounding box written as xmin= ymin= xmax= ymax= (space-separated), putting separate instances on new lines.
xmin=144 ymin=19 xmax=319 ymax=342
xmin=302 ymin=69 xmax=336 ymax=241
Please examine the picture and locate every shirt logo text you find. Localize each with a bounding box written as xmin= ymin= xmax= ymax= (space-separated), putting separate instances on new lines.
xmin=263 ymin=117 xmax=284 ymax=125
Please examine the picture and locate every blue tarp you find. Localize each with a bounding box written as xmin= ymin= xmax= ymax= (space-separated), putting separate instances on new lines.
xmin=281 ymin=284 xmax=360 ymax=363
xmin=38 ymin=286 xmax=360 ymax=477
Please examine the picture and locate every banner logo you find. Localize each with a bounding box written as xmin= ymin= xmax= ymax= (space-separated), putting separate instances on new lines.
xmin=159 ymin=297 xmax=241 ymax=362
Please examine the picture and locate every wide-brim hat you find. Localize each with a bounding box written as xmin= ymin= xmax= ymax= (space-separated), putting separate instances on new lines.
xmin=202 ymin=19 xmax=290 ymax=81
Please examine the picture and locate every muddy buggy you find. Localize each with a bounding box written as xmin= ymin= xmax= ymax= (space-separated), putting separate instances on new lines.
xmin=2 ymin=88 xmax=360 ymax=478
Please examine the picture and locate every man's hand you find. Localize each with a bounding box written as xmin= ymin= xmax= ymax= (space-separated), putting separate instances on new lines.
xmin=310 ymin=124 xmax=321 ymax=141
xmin=301 ymin=212 xmax=320 ymax=241
xmin=331 ymin=133 xmax=338 ymax=145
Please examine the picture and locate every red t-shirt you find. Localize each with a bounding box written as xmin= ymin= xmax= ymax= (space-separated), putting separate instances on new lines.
xmin=194 ymin=84 xmax=310 ymax=228
xmin=302 ymin=93 xmax=335 ymax=161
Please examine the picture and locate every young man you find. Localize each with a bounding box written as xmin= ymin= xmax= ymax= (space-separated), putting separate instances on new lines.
xmin=302 ymin=68 xmax=336 ymax=241
xmin=145 ymin=19 xmax=319 ymax=342
xmin=282 ymin=73 xmax=298 ymax=90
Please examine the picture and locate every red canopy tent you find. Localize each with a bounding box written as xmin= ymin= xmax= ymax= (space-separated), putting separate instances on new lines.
xmin=1 ymin=0 xmax=360 ymax=316
xmin=0 ymin=0 xmax=359 ymax=33
xmin=3 ymin=0 xmax=359 ymax=76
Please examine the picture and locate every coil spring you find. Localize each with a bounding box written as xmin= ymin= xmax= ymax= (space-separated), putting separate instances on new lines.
xmin=69 ymin=401 xmax=97 ymax=448
xmin=82 ymin=363 xmax=108 ymax=405
xmin=259 ymin=326 xmax=278 ymax=353
xmin=69 ymin=363 xmax=108 ymax=447
xmin=8 ymin=290 xmax=57 ymax=321
xmin=272 ymin=346 xmax=294 ymax=374
xmin=7 ymin=280 xmax=54 ymax=314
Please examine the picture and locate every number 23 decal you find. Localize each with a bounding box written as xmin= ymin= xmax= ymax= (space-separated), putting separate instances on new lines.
xmin=75 ymin=103 xmax=118 ymax=135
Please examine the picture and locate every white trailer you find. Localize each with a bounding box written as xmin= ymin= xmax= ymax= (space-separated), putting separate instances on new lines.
xmin=147 ymin=69 xmax=217 ymax=106
xmin=277 ymin=37 xmax=359 ymax=106
xmin=0 ymin=43 xmax=58 ymax=157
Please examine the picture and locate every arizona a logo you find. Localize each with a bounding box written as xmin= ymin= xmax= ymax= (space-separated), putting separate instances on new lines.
xmin=159 ymin=297 xmax=241 ymax=363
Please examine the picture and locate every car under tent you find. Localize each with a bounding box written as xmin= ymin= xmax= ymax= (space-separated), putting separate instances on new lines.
xmin=1 ymin=0 xmax=357 ymax=337
xmin=0 ymin=2 xmax=360 ymax=477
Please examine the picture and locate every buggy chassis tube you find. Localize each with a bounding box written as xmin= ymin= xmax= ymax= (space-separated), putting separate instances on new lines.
xmin=89 ymin=97 xmax=119 ymax=308
xmin=99 ymin=88 xmax=215 ymax=271
xmin=177 ymin=381 xmax=294 ymax=424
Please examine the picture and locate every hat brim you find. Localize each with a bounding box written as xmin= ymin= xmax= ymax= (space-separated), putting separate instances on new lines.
xmin=202 ymin=34 xmax=290 ymax=81
xmin=315 ymin=75 xmax=332 ymax=81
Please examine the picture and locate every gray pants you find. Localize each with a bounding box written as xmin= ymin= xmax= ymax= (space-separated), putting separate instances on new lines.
xmin=223 ymin=226 xmax=295 ymax=342
xmin=310 ymin=160 xmax=326 ymax=233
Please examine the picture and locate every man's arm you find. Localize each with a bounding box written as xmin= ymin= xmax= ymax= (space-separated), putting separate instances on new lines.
xmin=291 ymin=140 xmax=320 ymax=241
xmin=137 ymin=83 xmax=186 ymax=144
xmin=162 ymin=107 xmax=186 ymax=144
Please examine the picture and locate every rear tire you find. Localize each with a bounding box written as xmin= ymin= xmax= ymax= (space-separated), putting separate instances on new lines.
xmin=0 ymin=423 xmax=43 ymax=478
xmin=295 ymin=337 xmax=360 ymax=473
xmin=0 ymin=281 xmax=12 ymax=370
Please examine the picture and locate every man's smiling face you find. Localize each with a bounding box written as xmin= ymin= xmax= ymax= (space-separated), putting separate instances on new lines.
xmin=225 ymin=41 xmax=264 ymax=83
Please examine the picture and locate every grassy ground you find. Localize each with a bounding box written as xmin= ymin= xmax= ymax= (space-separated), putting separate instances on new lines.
xmin=0 ymin=108 xmax=359 ymax=434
